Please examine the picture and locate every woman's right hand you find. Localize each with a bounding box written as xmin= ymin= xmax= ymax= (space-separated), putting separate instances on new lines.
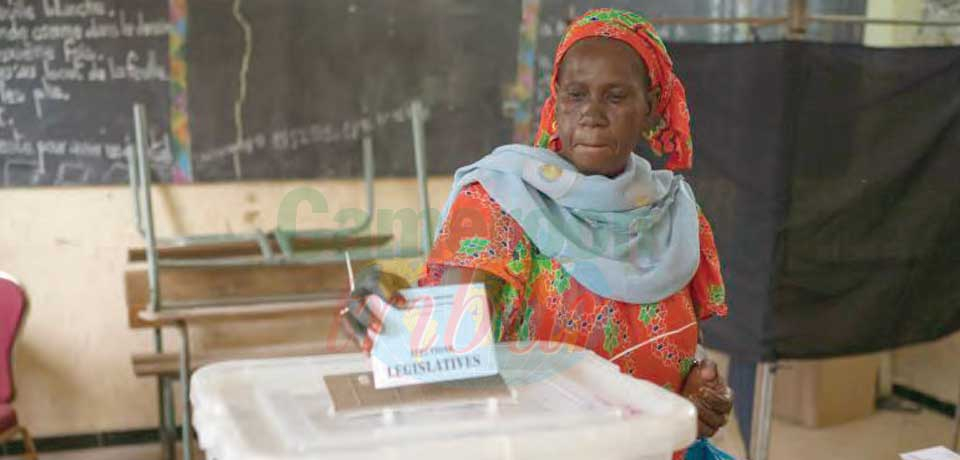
xmin=340 ymin=292 xmax=383 ymax=353
xmin=681 ymin=359 xmax=733 ymax=438
xmin=339 ymin=266 xmax=409 ymax=353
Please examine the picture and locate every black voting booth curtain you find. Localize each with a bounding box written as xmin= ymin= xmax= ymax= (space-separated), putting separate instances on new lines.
xmin=668 ymin=42 xmax=960 ymax=361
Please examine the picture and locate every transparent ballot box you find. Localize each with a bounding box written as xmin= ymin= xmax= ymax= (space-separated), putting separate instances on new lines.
xmin=190 ymin=341 xmax=697 ymax=460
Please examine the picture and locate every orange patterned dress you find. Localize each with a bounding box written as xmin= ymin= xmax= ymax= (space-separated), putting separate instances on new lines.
xmin=420 ymin=182 xmax=727 ymax=392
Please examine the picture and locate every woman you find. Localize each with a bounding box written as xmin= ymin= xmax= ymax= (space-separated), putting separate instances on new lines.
xmin=345 ymin=7 xmax=732 ymax=444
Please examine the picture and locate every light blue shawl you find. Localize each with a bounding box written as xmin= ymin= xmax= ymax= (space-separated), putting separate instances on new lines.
xmin=436 ymin=144 xmax=701 ymax=304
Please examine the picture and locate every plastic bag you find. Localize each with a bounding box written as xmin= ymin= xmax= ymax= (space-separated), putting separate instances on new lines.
xmin=685 ymin=438 xmax=736 ymax=460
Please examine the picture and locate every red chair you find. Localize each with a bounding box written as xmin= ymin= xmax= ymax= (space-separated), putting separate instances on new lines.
xmin=0 ymin=273 xmax=36 ymax=460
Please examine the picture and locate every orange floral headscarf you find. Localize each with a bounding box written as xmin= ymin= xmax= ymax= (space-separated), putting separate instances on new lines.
xmin=534 ymin=8 xmax=693 ymax=170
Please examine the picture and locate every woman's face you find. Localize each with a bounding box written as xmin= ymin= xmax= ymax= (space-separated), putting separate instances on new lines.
xmin=555 ymin=37 xmax=658 ymax=177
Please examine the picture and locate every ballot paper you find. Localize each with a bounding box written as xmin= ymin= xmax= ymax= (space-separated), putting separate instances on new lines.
xmin=900 ymin=446 xmax=960 ymax=460
xmin=370 ymin=283 xmax=499 ymax=389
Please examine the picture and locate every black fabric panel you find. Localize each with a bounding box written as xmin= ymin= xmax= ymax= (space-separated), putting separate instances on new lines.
xmin=662 ymin=42 xmax=960 ymax=360
xmin=667 ymin=43 xmax=792 ymax=361
xmin=773 ymin=43 xmax=960 ymax=359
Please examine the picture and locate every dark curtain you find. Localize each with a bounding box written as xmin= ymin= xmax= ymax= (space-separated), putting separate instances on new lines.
xmin=667 ymin=42 xmax=960 ymax=361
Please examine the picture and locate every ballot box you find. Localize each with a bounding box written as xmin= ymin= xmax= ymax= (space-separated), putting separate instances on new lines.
xmin=190 ymin=341 xmax=696 ymax=460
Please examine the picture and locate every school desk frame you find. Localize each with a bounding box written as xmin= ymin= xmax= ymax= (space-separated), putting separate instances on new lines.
xmin=128 ymin=101 xmax=433 ymax=460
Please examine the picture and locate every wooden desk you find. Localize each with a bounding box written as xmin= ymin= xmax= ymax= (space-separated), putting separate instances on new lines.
xmin=125 ymin=261 xmax=362 ymax=460
xmin=128 ymin=233 xmax=393 ymax=262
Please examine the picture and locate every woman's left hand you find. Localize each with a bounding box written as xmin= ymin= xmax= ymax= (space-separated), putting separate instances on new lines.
xmin=681 ymin=359 xmax=734 ymax=438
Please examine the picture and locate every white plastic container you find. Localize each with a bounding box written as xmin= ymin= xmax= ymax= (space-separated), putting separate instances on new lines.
xmin=191 ymin=341 xmax=696 ymax=460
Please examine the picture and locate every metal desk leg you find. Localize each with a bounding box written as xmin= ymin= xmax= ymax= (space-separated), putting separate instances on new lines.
xmin=749 ymin=362 xmax=776 ymax=460
xmin=410 ymin=100 xmax=433 ymax=251
xmin=157 ymin=377 xmax=175 ymax=460
xmin=177 ymin=322 xmax=192 ymax=460
xmin=154 ymin=328 xmax=175 ymax=460
xmin=163 ymin=377 xmax=176 ymax=460
xmin=953 ymin=375 xmax=959 ymax=451
xmin=157 ymin=375 xmax=172 ymax=460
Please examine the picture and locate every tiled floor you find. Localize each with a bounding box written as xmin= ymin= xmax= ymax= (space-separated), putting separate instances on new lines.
xmin=712 ymin=407 xmax=957 ymax=459
xmin=3 ymin=408 xmax=954 ymax=460
xmin=0 ymin=443 xmax=203 ymax=460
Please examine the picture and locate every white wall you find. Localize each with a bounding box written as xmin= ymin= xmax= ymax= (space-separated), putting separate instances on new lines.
xmin=864 ymin=0 xmax=958 ymax=47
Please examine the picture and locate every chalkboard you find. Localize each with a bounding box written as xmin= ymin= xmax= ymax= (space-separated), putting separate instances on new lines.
xmin=187 ymin=0 xmax=522 ymax=180
xmin=1 ymin=0 xmax=522 ymax=186
xmin=0 ymin=0 xmax=171 ymax=187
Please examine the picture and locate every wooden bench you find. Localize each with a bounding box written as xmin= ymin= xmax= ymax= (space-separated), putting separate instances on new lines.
xmin=125 ymin=262 xmax=365 ymax=368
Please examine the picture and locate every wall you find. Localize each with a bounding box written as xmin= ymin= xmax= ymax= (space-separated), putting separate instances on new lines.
xmin=864 ymin=0 xmax=958 ymax=46
xmin=0 ymin=177 xmax=453 ymax=436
